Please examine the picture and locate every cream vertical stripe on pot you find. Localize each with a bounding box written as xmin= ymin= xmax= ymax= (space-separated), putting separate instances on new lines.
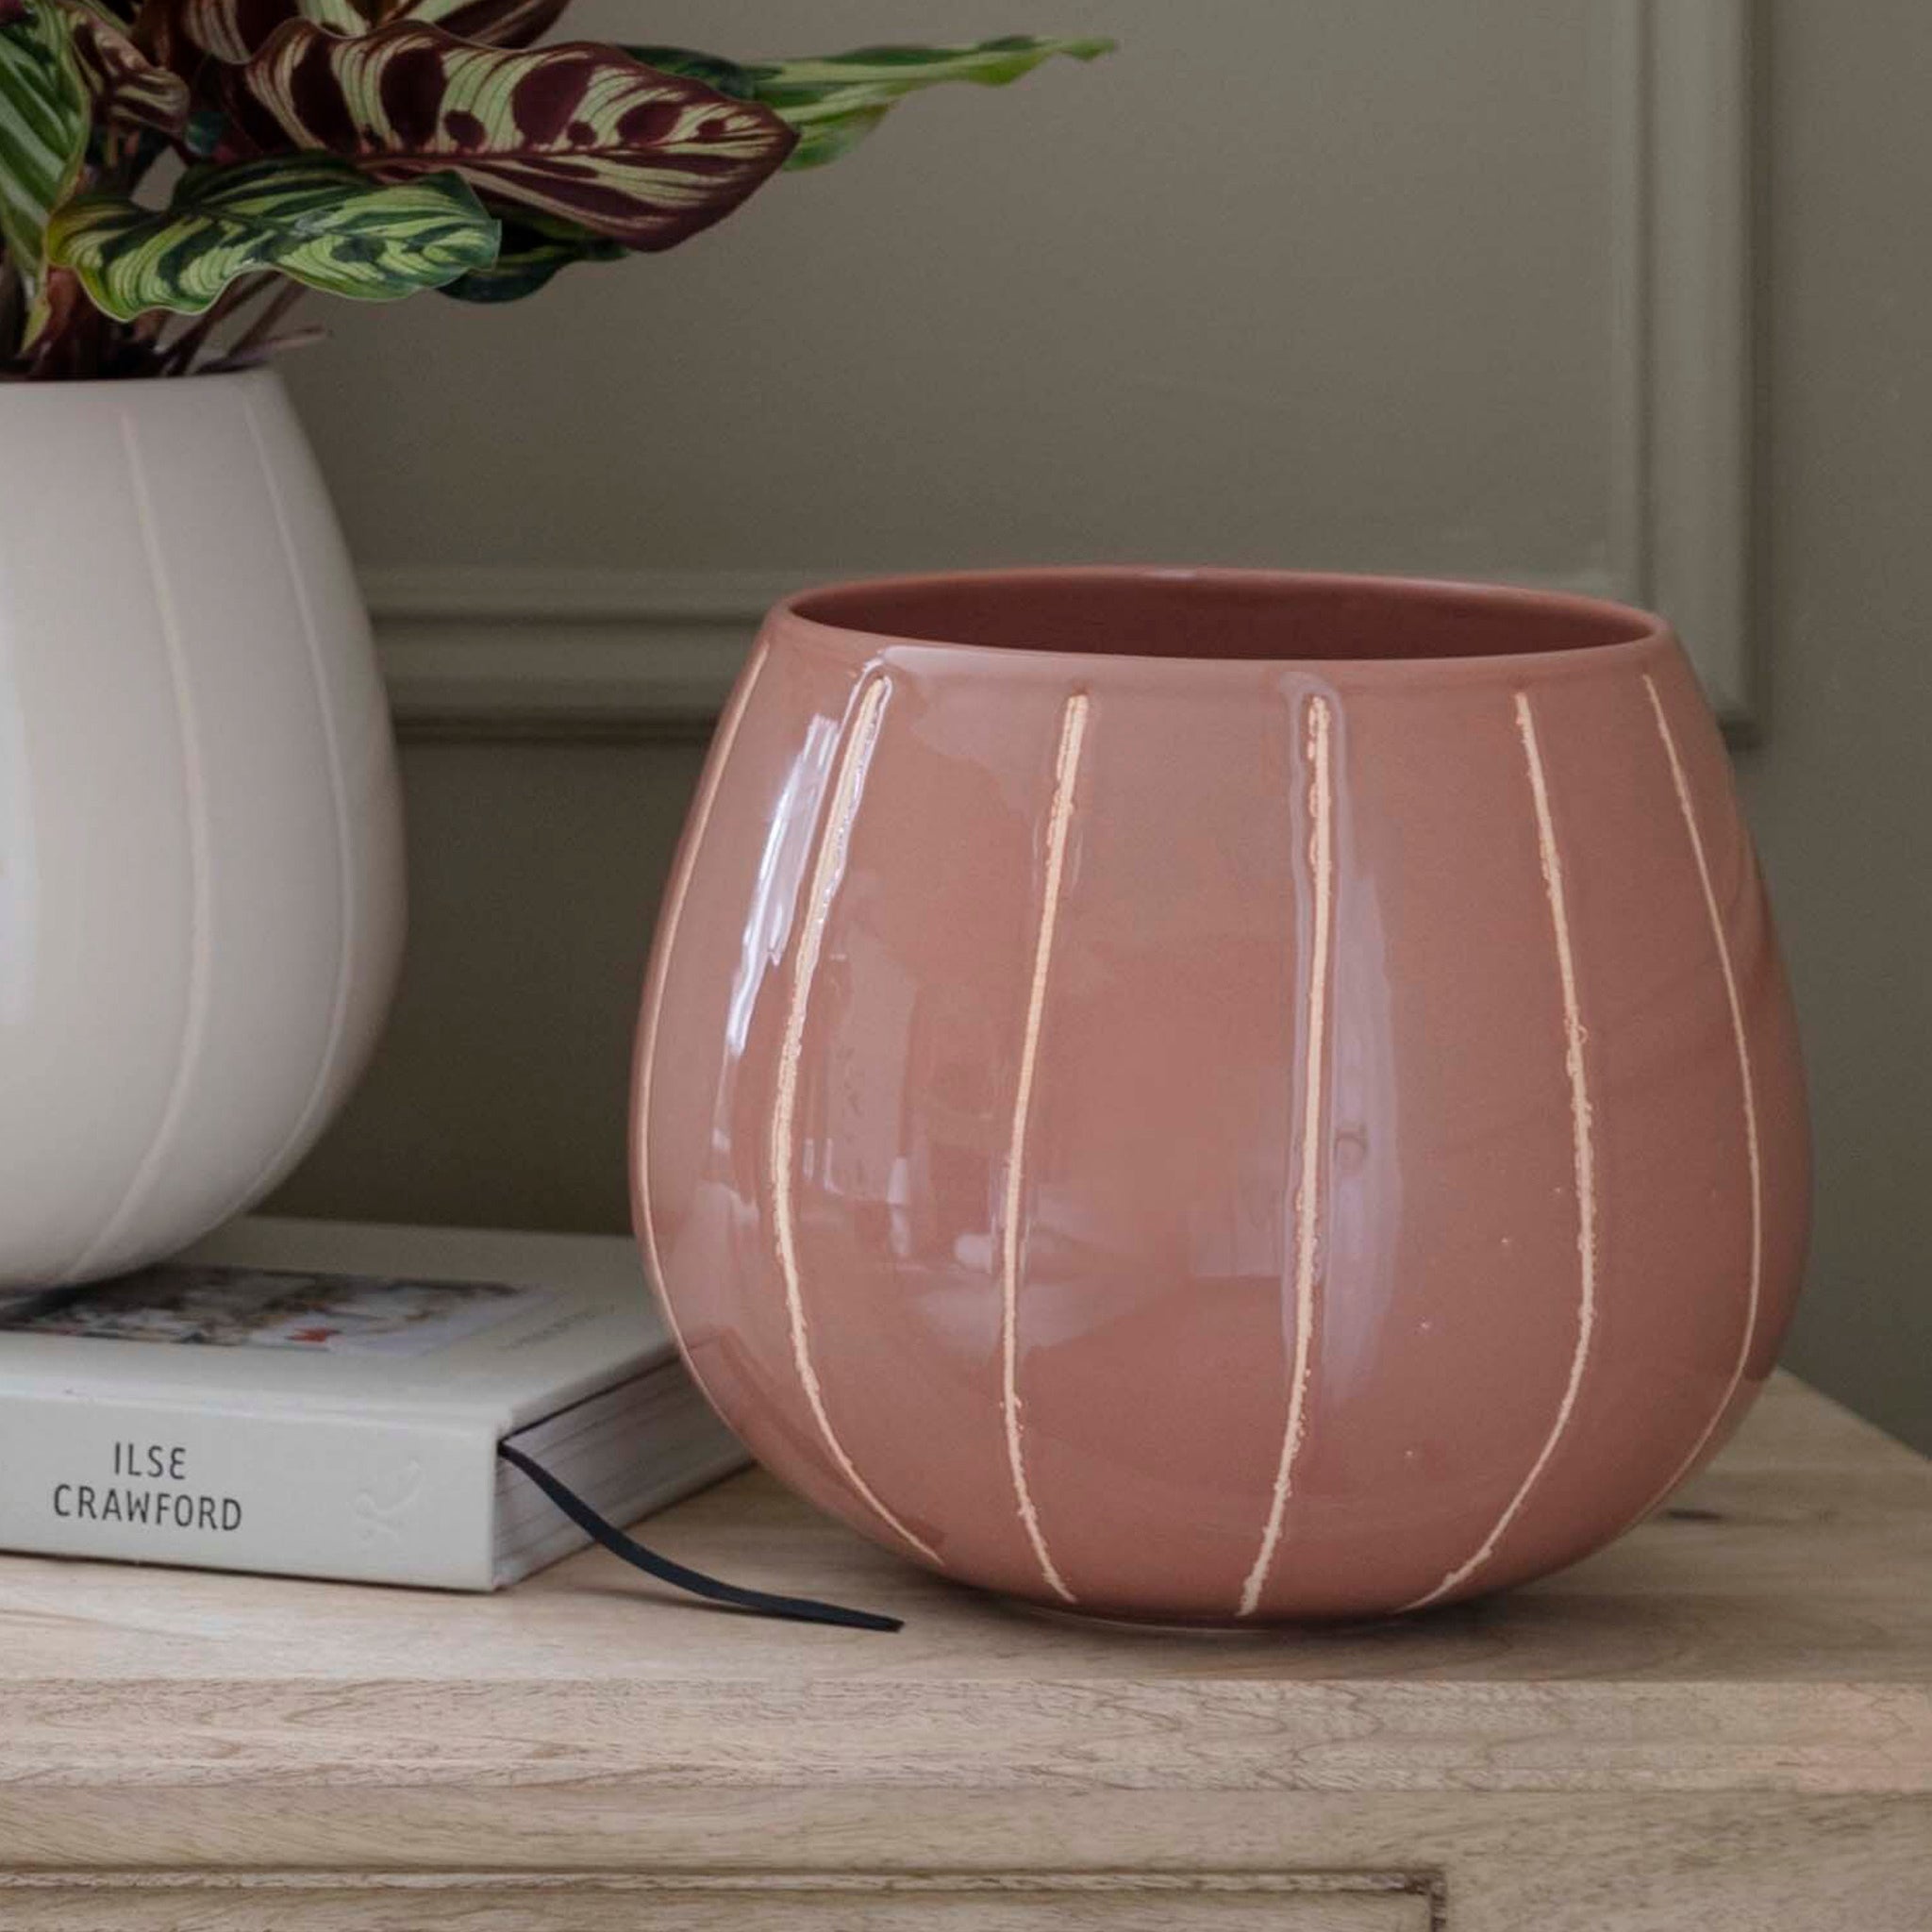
xmin=0 ymin=369 xmax=405 ymax=1287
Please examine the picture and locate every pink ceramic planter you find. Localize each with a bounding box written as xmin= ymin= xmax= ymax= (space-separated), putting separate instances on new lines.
xmin=633 ymin=569 xmax=1808 ymax=1624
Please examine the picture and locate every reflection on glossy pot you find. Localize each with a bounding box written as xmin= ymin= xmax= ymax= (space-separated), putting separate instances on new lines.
xmin=633 ymin=569 xmax=1808 ymax=1624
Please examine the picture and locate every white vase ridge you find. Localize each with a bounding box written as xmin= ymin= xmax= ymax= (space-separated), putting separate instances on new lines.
xmin=0 ymin=368 xmax=404 ymax=1286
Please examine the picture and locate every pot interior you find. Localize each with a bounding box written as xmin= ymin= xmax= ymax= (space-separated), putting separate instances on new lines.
xmin=789 ymin=570 xmax=1657 ymax=664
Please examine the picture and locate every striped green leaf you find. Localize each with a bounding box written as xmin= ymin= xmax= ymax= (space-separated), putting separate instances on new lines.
xmin=231 ymin=21 xmax=796 ymax=248
xmin=631 ymin=37 xmax=1115 ymax=172
xmin=46 ymin=154 xmax=499 ymax=318
xmin=178 ymin=0 xmax=565 ymax=64
xmin=0 ymin=0 xmax=90 ymax=277
xmin=438 ymin=208 xmax=619 ymax=303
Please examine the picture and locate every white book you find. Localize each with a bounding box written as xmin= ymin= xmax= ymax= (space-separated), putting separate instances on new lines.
xmin=0 ymin=1217 xmax=748 ymax=1591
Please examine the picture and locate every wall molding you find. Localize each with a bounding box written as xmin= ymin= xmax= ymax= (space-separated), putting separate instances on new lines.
xmin=1606 ymin=0 xmax=1755 ymax=729
xmin=372 ymin=569 xmax=805 ymax=741
xmin=372 ymin=0 xmax=1753 ymax=743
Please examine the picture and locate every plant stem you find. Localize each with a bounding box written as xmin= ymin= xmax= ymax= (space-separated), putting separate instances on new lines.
xmin=158 ymin=274 xmax=269 ymax=376
xmin=219 ymin=278 xmax=306 ymax=365
xmin=0 ymin=256 xmax=24 ymax=368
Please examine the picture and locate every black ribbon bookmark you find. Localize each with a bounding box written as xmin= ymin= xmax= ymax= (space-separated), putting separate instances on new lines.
xmin=496 ymin=1441 xmax=902 ymax=1633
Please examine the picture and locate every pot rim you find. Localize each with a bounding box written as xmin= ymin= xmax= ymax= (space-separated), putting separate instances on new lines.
xmin=0 ymin=364 xmax=278 ymax=400
xmin=775 ymin=565 xmax=1674 ymax=680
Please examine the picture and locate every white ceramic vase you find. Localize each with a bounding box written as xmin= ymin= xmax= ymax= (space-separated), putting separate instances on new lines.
xmin=0 ymin=368 xmax=405 ymax=1287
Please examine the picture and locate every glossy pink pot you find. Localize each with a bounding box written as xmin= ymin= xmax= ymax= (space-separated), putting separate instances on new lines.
xmin=633 ymin=570 xmax=1808 ymax=1624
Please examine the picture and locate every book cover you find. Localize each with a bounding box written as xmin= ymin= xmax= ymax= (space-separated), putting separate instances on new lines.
xmin=0 ymin=1217 xmax=747 ymax=1590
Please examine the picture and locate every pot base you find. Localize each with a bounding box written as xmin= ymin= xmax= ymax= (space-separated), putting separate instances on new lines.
xmin=994 ymin=1595 xmax=1410 ymax=1639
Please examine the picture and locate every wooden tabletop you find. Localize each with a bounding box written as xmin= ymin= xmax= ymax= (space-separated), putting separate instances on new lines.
xmin=2 ymin=1371 xmax=1926 ymax=1789
xmin=1 ymin=1372 xmax=1927 ymax=1927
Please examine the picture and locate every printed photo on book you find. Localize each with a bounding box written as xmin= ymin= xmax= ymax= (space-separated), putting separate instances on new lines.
xmin=0 ymin=1266 xmax=553 ymax=1357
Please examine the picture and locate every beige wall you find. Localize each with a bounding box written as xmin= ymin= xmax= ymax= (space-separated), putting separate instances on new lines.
xmin=271 ymin=740 xmax=706 ymax=1235
xmin=267 ymin=2 xmax=1931 ymax=1448
xmin=291 ymin=0 xmax=1622 ymax=587
xmin=1728 ymin=0 xmax=1932 ymax=1450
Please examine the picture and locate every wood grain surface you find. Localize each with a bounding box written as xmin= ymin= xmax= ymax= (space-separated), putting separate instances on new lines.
xmin=1 ymin=1373 xmax=1926 ymax=1929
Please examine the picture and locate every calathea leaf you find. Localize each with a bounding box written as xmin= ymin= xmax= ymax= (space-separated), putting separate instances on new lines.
xmin=0 ymin=0 xmax=91 ymax=276
xmin=439 ymin=207 xmax=618 ymax=303
xmin=624 ymin=45 xmax=754 ymax=102
xmin=61 ymin=0 xmax=188 ymax=131
xmin=183 ymin=104 xmax=226 ymax=153
xmin=125 ymin=0 xmax=206 ymax=83
xmin=391 ymin=0 xmax=566 ymax=49
xmin=176 ymin=0 xmax=358 ymax=65
xmin=232 ymin=22 xmax=796 ymax=248
xmin=46 ymin=153 xmax=499 ymax=318
xmin=177 ymin=0 xmax=565 ymax=62
xmin=641 ymin=37 xmax=1117 ymax=173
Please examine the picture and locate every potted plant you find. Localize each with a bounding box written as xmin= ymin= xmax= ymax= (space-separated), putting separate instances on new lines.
xmin=0 ymin=0 xmax=1108 ymax=1286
